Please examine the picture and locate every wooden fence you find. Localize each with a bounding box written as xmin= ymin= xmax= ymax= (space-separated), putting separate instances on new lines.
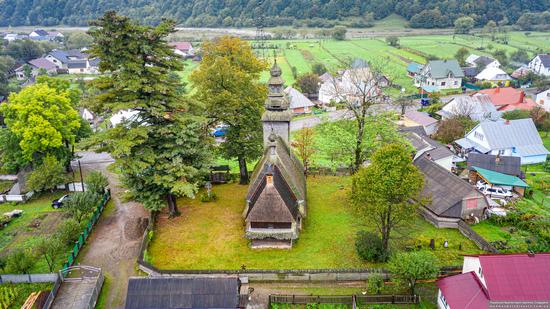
xmin=269 ymin=294 xmax=419 ymax=307
xmin=458 ymin=220 xmax=499 ymax=253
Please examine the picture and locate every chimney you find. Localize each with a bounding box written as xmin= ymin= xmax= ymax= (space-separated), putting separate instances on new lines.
xmin=495 ymin=87 xmax=500 ymax=93
xmin=495 ymin=154 xmax=501 ymax=164
xmin=519 ymin=91 xmax=525 ymax=103
xmin=505 ymin=119 xmax=510 ymax=125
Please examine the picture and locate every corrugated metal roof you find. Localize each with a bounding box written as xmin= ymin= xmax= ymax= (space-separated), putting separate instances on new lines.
xmin=424 ymin=60 xmax=465 ymax=79
xmin=284 ymin=86 xmax=315 ymax=109
xmin=476 ymin=119 xmax=547 ymax=151
xmin=480 ymin=253 xmax=550 ymax=301
xmin=404 ymin=110 xmax=438 ymax=127
xmin=516 ymin=144 xmax=550 ymax=157
xmin=437 ymin=271 xmax=490 ymax=309
xmin=473 ymin=167 xmax=528 ymax=188
xmin=125 ymin=277 xmax=239 ymax=309
xmin=467 ymin=153 xmax=522 ymax=177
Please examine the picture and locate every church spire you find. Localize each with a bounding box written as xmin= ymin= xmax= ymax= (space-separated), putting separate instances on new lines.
xmin=261 ymin=59 xmax=292 ymax=148
xmin=265 ymin=60 xmax=288 ymax=111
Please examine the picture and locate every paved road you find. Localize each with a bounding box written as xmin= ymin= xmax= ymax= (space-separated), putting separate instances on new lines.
xmin=72 ymin=151 xmax=149 ymax=309
xmin=290 ymin=109 xmax=351 ymax=131
xmin=51 ymin=279 xmax=100 ymax=309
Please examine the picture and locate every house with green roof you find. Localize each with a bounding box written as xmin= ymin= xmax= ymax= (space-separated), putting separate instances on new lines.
xmin=414 ymin=59 xmax=464 ymax=90
xmin=472 ymin=166 xmax=528 ymax=196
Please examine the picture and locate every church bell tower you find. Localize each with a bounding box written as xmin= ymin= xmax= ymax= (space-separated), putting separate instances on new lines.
xmin=262 ymin=60 xmax=292 ymax=147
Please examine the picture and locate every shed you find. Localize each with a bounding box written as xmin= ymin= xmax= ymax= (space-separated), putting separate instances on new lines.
xmin=472 ymin=166 xmax=528 ymax=195
xmin=125 ymin=277 xmax=243 ymax=309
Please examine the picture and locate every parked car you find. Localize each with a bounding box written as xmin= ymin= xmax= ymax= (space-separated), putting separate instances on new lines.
xmin=486 ymin=206 xmax=508 ymax=217
xmin=476 ymin=180 xmax=488 ymax=190
xmin=481 ymin=187 xmax=513 ymax=199
xmin=52 ymin=195 xmax=70 ymax=209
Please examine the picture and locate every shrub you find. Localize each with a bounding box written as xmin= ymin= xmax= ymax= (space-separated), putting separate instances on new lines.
xmin=367 ymin=272 xmax=385 ymax=295
xmin=84 ymin=171 xmax=109 ymax=195
xmin=26 ymin=155 xmax=67 ymax=192
xmin=388 ymin=251 xmax=439 ymax=295
xmin=199 ymin=192 xmax=217 ymax=202
xmin=64 ymin=191 xmax=98 ymax=223
xmin=5 ymin=248 xmax=35 ymax=274
xmin=355 ymin=231 xmax=388 ymax=262
xmin=55 ymin=218 xmax=82 ymax=246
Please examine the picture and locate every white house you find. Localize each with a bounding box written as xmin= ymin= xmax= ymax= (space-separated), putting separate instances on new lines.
xmin=45 ymin=49 xmax=99 ymax=74
xmin=528 ymin=54 xmax=550 ymax=77
xmin=437 ymin=253 xmax=550 ymax=309
xmin=439 ymin=94 xmax=501 ymax=122
xmin=14 ymin=58 xmax=57 ymax=80
xmin=474 ymin=67 xmax=512 ymax=86
xmin=319 ymin=67 xmax=386 ymax=105
xmin=109 ymin=110 xmax=140 ymax=127
xmin=455 ymin=118 xmax=549 ymax=164
xmin=466 ymin=54 xmax=500 ymax=68
xmin=414 ymin=60 xmax=464 ymax=90
xmin=29 ymin=29 xmax=50 ymax=40
xmin=536 ymin=89 xmax=550 ymax=112
xmin=284 ymin=86 xmax=315 ymax=114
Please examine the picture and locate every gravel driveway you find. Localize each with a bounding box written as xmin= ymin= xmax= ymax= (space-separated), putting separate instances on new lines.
xmin=73 ymin=151 xmax=149 ymax=309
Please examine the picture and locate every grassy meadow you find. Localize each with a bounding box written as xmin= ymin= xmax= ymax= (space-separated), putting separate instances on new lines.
xmin=148 ymin=176 xmax=481 ymax=270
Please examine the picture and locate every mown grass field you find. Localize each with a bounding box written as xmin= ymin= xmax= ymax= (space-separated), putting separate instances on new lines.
xmin=148 ymin=176 xmax=480 ymax=270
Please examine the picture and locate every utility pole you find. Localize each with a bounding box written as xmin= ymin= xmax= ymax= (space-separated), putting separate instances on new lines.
xmin=78 ymin=160 xmax=84 ymax=192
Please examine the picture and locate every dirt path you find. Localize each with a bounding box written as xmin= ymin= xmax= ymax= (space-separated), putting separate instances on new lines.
xmin=74 ymin=152 xmax=149 ymax=309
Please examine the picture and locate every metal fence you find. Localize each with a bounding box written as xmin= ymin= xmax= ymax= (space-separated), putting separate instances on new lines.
xmin=0 ymin=273 xmax=58 ymax=284
xmin=0 ymin=191 xmax=34 ymax=203
xmin=269 ymin=294 xmax=420 ymax=307
xmin=62 ymin=189 xmax=111 ymax=269
xmin=42 ymin=275 xmax=63 ymax=309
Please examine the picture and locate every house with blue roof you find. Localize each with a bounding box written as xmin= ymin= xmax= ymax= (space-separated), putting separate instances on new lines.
xmin=407 ymin=62 xmax=423 ymax=78
xmin=455 ymin=118 xmax=549 ymax=165
xmin=44 ymin=49 xmax=100 ymax=74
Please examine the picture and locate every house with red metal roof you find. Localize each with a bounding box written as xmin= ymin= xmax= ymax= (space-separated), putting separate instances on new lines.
xmin=473 ymin=87 xmax=539 ymax=111
xmin=437 ymin=253 xmax=550 ymax=309
xmin=169 ymin=41 xmax=194 ymax=57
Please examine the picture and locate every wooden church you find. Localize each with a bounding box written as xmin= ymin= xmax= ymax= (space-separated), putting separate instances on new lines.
xmin=243 ymin=61 xmax=307 ymax=249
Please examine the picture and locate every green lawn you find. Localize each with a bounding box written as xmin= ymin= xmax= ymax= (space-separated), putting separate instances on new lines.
xmin=148 ymin=176 xmax=480 ymax=270
xmin=0 ymin=192 xmax=69 ymax=273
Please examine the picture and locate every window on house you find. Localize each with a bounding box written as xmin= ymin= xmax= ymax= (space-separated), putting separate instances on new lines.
xmin=478 ymin=267 xmax=483 ymax=278
xmin=266 ymin=175 xmax=273 ymax=184
xmin=466 ymin=198 xmax=477 ymax=209
xmin=441 ymin=82 xmax=446 ymax=86
xmin=498 ymin=149 xmax=505 ymax=155
xmin=440 ymin=294 xmax=449 ymax=309
xmin=474 ymin=132 xmax=484 ymax=140
xmin=454 ymin=81 xmax=458 ymax=85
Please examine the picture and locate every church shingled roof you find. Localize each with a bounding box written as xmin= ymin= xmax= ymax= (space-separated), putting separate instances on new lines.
xmin=246 ymin=135 xmax=306 ymax=221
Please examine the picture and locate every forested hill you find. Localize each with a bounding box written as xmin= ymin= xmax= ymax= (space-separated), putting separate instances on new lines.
xmin=0 ymin=0 xmax=548 ymax=28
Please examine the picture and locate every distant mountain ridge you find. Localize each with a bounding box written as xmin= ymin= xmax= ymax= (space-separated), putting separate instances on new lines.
xmin=0 ymin=0 xmax=548 ymax=28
